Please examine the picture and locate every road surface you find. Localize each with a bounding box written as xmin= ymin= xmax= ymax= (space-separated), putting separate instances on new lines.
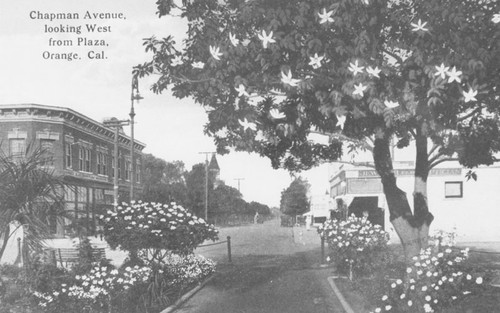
xmin=175 ymin=220 xmax=343 ymax=313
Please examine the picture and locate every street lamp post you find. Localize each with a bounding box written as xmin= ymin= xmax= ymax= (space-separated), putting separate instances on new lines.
xmin=130 ymin=76 xmax=143 ymax=202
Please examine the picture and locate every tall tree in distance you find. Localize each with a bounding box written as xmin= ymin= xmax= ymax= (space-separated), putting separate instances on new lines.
xmin=184 ymin=163 xmax=213 ymax=218
xmin=140 ymin=154 xmax=188 ymax=205
xmin=280 ymin=178 xmax=310 ymax=217
xmin=136 ymin=0 xmax=500 ymax=261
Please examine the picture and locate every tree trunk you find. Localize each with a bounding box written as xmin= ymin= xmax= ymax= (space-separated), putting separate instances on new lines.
xmin=373 ymin=129 xmax=433 ymax=263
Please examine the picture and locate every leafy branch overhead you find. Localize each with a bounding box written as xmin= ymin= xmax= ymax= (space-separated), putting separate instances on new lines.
xmin=136 ymin=0 xmax=500 ymax=171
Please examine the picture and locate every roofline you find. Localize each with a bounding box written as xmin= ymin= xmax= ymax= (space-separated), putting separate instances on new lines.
xmin=0 ymin=103 xmax=146 ymax=148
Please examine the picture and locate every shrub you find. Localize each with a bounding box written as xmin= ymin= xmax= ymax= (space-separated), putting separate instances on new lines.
xmin=33 ymin=262 xmax=152 ymax=313
xmin=369 ymin=247 xmax=490 ymax=313
xmin=33 ymin=254 xmax=216 ymax=313
xmin=318 ymin=215 xmax=390 ymax=279
xmin=123 ymin=254 xmax=216 ymax=313
xmin=100 ymin=201 xmax=219 ymax=263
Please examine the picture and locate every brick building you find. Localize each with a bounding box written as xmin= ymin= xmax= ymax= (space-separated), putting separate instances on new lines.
xmin=0 ymin=104 xmax=146 ymax=237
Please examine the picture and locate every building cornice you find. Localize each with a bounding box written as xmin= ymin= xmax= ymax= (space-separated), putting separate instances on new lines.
xmin=0 ymin=103 xmax=146 ymax=151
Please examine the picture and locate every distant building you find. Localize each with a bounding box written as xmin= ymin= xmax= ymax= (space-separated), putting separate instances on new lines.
xmin=0 ymin=104 xmax=146 ymax=238
xmin=308 ymin=192 xmax=335 ymax=226
xmin=208 ymin=153 xmax=221 ymax=188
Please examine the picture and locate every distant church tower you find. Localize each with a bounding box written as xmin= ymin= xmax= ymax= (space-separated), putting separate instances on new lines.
xmin=208 ymin=154 xmax=221 ymax=188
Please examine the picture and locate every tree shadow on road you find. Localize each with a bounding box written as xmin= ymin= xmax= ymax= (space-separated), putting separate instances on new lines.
xmin=209 ymin=253 xmax=309 ymax=293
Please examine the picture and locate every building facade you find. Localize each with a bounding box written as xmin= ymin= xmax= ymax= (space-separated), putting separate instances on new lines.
xmin=0 ymin=104 xmax=146 ymax=237
xmin=328 ymin=161 xmax=500 ymax=243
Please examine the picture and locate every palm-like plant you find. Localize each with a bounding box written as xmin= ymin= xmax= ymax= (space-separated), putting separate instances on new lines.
xmin=0 ymin=144 xmax=68 ymax=263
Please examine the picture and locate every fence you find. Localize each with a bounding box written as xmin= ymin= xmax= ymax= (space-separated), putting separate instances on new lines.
xmin=197 ymin=236 xmax=232 ymax=263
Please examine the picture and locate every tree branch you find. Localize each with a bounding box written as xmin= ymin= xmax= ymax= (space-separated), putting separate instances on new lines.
xmin=296 ymin=70 xmax=335 ymax=82
xmin=457 ymin=106 xmax=482 ymax=122
xmin=427 ymin=143 xmax=440 ymax=160
xmin=171 ymin=74 xmax=214 ymax=83
xmin=309 ymin=130 xmax=374 ymax=152
xmin=428 ymin=151 xmax=446 ymax=167
xmin=429 ymin=157 xmax=458 ymax=170
xmin=382 ymin=48 xmax=404 ymax=66
xmin=331 ymin=160 xmax=376 ymax=169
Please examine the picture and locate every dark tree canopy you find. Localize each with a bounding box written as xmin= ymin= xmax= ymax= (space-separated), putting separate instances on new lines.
xmin=136 ymin=0 xmax=500 ymax=171
xmin=280 ymin=177 xmax=310 ymax=216
xmin=140 ymin=154 xmax=188 ymax=205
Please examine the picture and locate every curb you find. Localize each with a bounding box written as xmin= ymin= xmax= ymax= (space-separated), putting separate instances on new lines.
xmin=160 ymin=274 xmax=215 ymax=313
xmin=327 ymin=276 xmax=355 ymax=313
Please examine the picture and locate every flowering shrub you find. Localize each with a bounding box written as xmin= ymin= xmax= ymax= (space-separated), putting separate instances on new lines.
xmin=128 ymin=253 xmax=217 ymax=312
xmin=161 ymin=253 xmax=216 ymax=288
xmin=369 ymin=247 xmax=489 ymax=313
xmin=100 ymin=201 xmax=219 ymax=261
xmin=431 ymin=229 xmax=457 ymax=249
xmin=33 ymin=262 xmax=151 ymax=312
xmin=33 ymin=255 xmax=216 ymax=313
xmin=318 ymin=215 xmax=390 ymax=279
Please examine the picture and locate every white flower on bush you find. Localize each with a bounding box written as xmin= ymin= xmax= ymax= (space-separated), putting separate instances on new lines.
xmin=34 ymin=263 xmax=152 ymax=307
xmin=372 ymin=242 xmax=488 ymax=313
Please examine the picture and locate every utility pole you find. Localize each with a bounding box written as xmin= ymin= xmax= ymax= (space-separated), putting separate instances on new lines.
xmin=198 ymin=152 xmax=215 ymax=221
xmin=130 ymin=75 xmax=143 ymax=202
xmin=103 ymin=119 xmax=130 ymax=207
xmin=234 ymin=178 xmax=245 ymax=192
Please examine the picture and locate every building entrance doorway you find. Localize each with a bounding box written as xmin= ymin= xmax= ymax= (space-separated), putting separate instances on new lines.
xmin=348 ymin=196 xmax=384 ymax=228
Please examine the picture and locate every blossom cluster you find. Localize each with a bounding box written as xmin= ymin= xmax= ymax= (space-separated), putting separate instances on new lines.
xmin=318 ymin=215 xmax=390 ymax=278
xmin=431 ymin=229 xmax=457 ymax=248
xmin=160 ymin=254 xmax=216 ymax=288
xmin=169 ymin=4 xmax=500 ymax=135
xmin=34 ymin=264 xmax=151 ymax=308
xmin=101 ymin=201 xmax=212 ymax=233
xmin=370 ymin=247 xmax=487 ymax=313
xmin=100 ymin=201 xmax=219 ymax=256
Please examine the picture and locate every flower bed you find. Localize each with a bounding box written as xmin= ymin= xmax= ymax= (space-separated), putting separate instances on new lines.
xmin=31 ymin=254 xmax=216 ymax=313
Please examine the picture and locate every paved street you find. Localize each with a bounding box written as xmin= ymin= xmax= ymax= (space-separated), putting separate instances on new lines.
xmin=176 ymin=220 xmax=343 ymax=313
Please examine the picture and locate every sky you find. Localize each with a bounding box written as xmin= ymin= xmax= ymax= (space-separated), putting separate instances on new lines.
xmin=0 ymin=0 xmax=332 ymax=207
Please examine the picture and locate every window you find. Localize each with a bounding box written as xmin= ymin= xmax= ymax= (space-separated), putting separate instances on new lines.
xmin=65 ymin=143 xmax=73 ymax=169
xmin=79 ymin=147 xmax=92 ymax=172
xmin=125 ymin=160 xmax=131 ymax=181
xmin=445 ymin=181 xmax=463 ymax=198
xmin=97 ymin=152 xmax=107 ymax=175
xmin=40 ymin=139 xmax=54 ymax=166
xmin=136 ymin=159 xmax=141 ymax=183
xmin=118 ymin=158 xmax=122 ymax=179
xmin=9 ymin=139 xmax=26 ymax=161
xmin=79 ymin=147 xmax=84 ymax=171
xmin=85 ymin=149 xmax=91 ymax=172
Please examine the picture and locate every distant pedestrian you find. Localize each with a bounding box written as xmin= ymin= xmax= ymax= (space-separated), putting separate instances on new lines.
xmin=254 ymin=212 xmax=259 ymax=224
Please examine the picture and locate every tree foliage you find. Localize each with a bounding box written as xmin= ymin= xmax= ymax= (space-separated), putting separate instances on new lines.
xmin=280 ymin=177 xmax=310 ymax=216
xmin=140 ymin=154 xmax=188 ymax=205
xmin=209 ymin=183 xmax=245 ymax=215
xmin=183 ymin=163 xmax=213 ymax=217
xmin=136 ymin=0 xmax=500 ymax=248
xmin=0 ymin=146 xmax=67 ymax=261
xmin=136 ymin=0 xmax=500 ymax=171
